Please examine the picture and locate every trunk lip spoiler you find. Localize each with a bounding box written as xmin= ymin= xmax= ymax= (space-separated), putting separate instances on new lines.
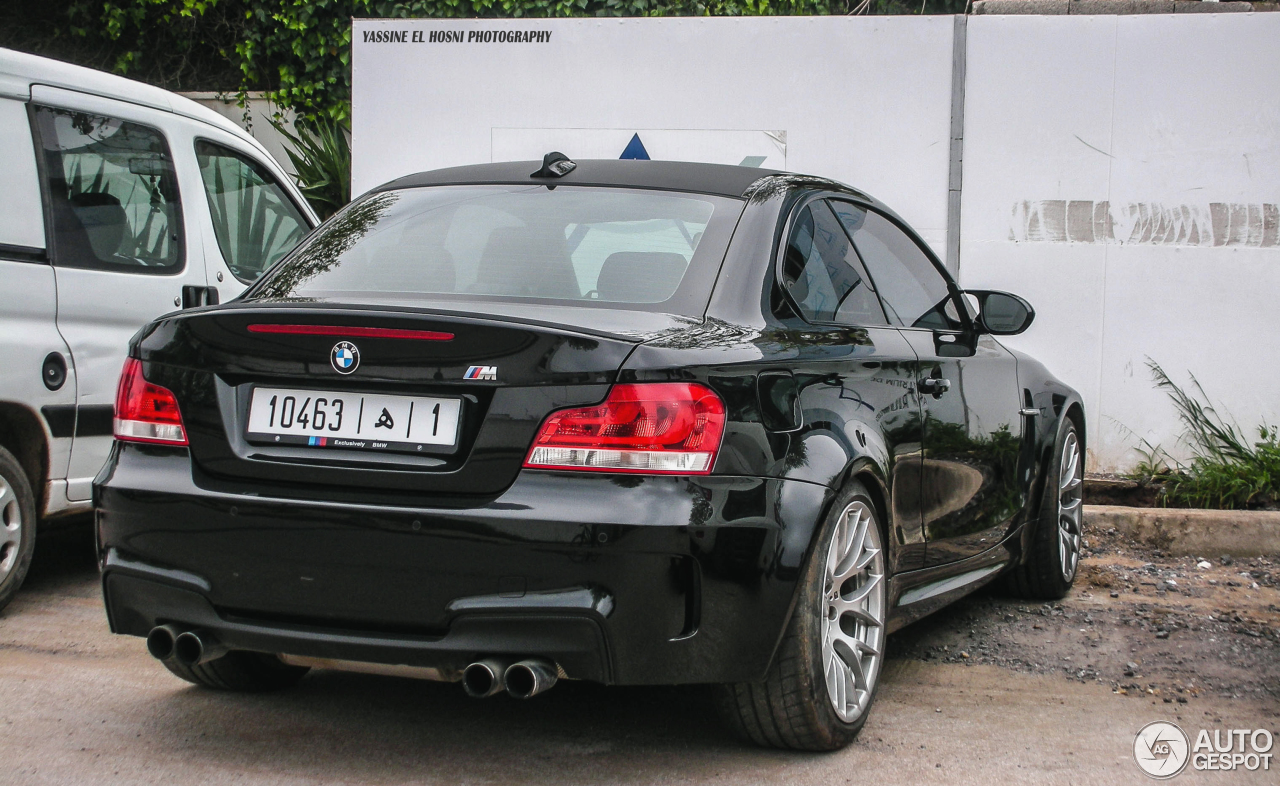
xmin=246 ymin=324 xmax=454 ymax=341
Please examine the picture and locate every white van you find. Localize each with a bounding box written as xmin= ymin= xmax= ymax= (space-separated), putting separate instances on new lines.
xmin=0 ymin=49 xmax=319 ymax=609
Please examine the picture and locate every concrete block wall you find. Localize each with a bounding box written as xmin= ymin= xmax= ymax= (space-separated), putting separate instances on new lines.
xmin=957 ymin=13 xmax=1280 ymax=471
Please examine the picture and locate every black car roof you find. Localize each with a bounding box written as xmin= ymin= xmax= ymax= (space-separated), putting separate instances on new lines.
xmin=373 ymin=159 xmax=876 ymax=204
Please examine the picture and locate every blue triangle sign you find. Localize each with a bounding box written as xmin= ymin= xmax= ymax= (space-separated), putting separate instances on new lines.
xmin=619 ymin=133 xmax=650 ymax=161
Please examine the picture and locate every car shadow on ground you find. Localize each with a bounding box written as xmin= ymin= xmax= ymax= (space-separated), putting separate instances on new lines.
xmin=121 ymin=608 xmax=1005 ymax=779
xmin=24 ymin=516 xmax=98 ymax=589
xmin=885 ymin=584 xmax=1006 ymax=657
xmin=130 ymin=672 xmax=811 ymax=781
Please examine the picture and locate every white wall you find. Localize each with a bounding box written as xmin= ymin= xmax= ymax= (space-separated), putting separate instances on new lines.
xmin=351 ymin=17 xmax=958 ymax=256
xmin=960 ymin=13 xmax=1280 ymax=470
xmin=351 ymin=14 xmax=1280 ymax=472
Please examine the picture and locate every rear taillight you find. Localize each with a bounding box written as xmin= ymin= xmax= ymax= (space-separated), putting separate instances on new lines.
xmin=113 ymin=358 xmax=188 ymax=446
xmin=524 ymin=383 xmax=726 ymax=475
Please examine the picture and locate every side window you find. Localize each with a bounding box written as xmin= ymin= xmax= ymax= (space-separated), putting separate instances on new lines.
xmin=829 ymin=201 xmax=963 ymax=331
xmin=781 ymin=201 xmax=888 ymax=326
xmin=0 ymin=99 xmax=45 ymax=252
xmin=33 ymin=106 xmax=183 ymax=273
xmin=195 ymin=141 xmax=309 ymax=283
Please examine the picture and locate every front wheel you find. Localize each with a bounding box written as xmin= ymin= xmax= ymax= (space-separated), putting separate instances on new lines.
xmin=0 ymin=446 xmax=37 ymax=614
xmin=715 ymin=480 xmax=887 ymax=750
xmin=1005 ymin=418 xmax=1083 ymax=599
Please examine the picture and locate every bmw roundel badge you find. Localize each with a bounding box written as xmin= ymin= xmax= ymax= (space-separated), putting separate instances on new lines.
xmin=330 ymin=341 xmax=359 ymax=374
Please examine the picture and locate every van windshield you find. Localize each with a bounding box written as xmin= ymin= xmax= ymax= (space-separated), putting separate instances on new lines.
xmin=247 ymin=185 xmax=744 ymax=317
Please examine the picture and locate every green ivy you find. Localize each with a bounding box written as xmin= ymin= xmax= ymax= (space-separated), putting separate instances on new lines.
xmin=12 ymin=0 xmax=963 ymax=122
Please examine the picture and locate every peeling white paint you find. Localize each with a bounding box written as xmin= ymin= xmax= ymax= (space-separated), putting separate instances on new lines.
xmin=1010 ymin=200 xmax=1280 ymax=247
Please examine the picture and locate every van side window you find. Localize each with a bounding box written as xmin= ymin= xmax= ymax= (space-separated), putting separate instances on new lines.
xmin=194 ymin=141 xmax=309 ymax=283
xmin=0 ymin=99 xmax=45 ymax=255
xmin=33 ymin=106 xmax=183 ymax=273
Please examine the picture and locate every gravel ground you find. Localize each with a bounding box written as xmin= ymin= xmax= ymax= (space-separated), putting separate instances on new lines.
xmin=889 ymin=526 xmax=1280 ymax=707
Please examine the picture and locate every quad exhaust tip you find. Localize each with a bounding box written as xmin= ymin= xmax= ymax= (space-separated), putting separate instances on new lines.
xmin=503 ymin=659 xmax=558 ymax=700
xmin=462 ymin=658 xmax=511 ymax=698
xmin=145 ymin=624 xmax=183 ymax=661
xmin=147 ymin=626 xmax=228 ymax=667
xmin=172 ymin=630 xmax=228 ymax=667
xmin=462 ymin=658 xmax=559 ymax=699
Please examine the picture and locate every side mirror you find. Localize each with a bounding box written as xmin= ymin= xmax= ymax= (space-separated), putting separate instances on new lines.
xmin=965 ymin=290 xmax=1035 ymax=335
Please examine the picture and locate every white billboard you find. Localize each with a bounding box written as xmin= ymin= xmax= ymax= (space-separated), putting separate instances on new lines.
xmin=352 ymin=16 xmax=958 ymax=255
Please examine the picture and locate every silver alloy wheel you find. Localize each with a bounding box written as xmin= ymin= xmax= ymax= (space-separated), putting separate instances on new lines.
xmin=821 ymin=500 xmax=885 ymax=724
xmin=1058 ymin=431 xmax=1084 ymax=582
xmin=0 ymin=473 xmax=22 ymax=579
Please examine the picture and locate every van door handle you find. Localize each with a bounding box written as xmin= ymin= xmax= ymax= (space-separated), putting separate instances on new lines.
xmin=181 ymin=285 xmax=220 ymax=309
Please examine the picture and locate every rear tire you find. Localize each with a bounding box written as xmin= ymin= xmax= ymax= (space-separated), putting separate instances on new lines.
xmin=1004 ymin=418 xmax=1083 ymax=600
xmin=162 ymin=651 xmax=310 ymax=692
xmin=715 ymin=480 xmax=887 ymax=751
xmin=0 ymin=446 xmax=37 ymax=614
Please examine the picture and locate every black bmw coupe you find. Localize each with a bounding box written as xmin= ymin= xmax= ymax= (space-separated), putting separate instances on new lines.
xmin=96 ymin=156 xmax=1085 ymax=751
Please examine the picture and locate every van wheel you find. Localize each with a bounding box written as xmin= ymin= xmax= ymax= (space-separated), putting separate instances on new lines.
xmin=715 ymin=480 xmax=887 ymax=750
xmin=0 ymin=446 xmax=37 ymax=613
xmin=163 ymin=651 xmax=310 ymax=692
xmin=1004 ymin=419 xmax=1083 ymax=600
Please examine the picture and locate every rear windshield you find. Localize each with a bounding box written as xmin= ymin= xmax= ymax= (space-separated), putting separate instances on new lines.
xmin=247 ymin=185 xmax=744 ymax=317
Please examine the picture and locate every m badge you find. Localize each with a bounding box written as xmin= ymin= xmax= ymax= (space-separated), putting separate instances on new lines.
xmin=464 ymin=365 xmax=498 ymax=381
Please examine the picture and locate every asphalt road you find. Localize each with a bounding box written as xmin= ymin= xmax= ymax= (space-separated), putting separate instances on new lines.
xmin=1 ymin=525 xmax=1276 ymax=785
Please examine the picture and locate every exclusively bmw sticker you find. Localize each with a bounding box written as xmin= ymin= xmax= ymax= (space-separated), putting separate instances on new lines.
xmin=464 ymin=365 xmax=498 ymax=381
xmin=331 ymin=341 xmax=360 ymax=374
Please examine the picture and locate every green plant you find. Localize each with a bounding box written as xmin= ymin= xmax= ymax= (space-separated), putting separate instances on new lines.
xmin=1126 ymin=440 xmax=1173 ymax=484
xmin=1142 ymin=360 xmax=1280 ymax=510
xmin=270 ymin=116 xmax=351 ymax=219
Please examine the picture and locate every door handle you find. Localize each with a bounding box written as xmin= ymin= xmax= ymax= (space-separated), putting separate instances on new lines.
xmin=920 ymin=377 xmax=951 ymax=397
xmin=181 ymin=285 xmax=220 ymax=309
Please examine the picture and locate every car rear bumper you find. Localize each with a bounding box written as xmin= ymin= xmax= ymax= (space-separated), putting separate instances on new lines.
xmin=96 ymin=444 xmax=832 ymax=685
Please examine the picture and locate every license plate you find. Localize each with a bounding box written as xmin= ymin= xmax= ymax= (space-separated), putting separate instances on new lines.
xmin=246 ymin=387 xmax=461 ymax=454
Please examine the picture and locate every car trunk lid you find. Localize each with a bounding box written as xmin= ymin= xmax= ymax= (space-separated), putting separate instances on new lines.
xmin=134 ymin=303 xmax=674 ymax=498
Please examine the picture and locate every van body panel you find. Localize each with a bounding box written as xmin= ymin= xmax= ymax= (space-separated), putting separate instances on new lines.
xmin=0 ymin=56 xmax=318 ymax=514
xmin=0 ymin=95 xmax=75 ymax=507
